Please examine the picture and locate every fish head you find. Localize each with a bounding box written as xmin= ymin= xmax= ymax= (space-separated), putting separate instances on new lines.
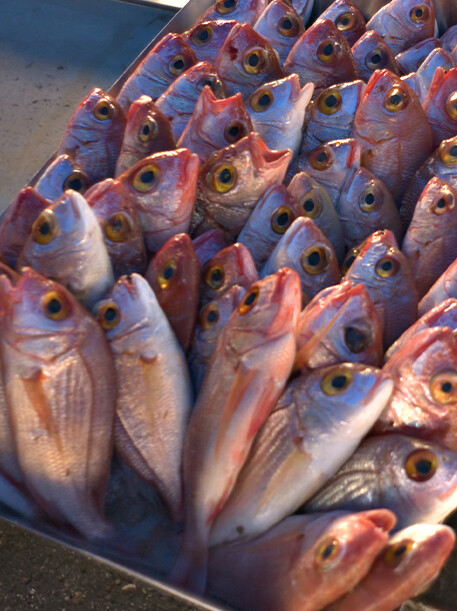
xmin=351 ymin=31 xmax=399 ymax=81
xmin=287 ymin=172 xmax=334 ymax=222
xmin=318 ymin=0 xmax=366 ymax=46
xmin=195 ymin=284 xmax=246 ymax=347
xmin=414 ymin=176 xmax=457 ymax=221
xmin=34 ymin=154 xmax=91 ymax=202
xmin=417 ymin=48 xmax=456 ymax=81
xmin=310 ymin=79 xmax=366 ymax=133
xmin=152 ymin=33 xmax=197 ymax=82
xmin=173 ymin=61 xmax=226 ymax=100
xmin=303 ymin=138 xmax=361 ymax=185
xmin=424 ymin=67 xmax=457 ymax=139
xmin=429 ymin=135 xmax=457 ymax=179
xmin=183 ymin=20 xmax=238 ymax=62
xmin=121 ymin=95 xmax=175 ymax=155
xmin=247 ymin=74 xmax=314 ymax=123
xmin=67 ymin=88 xmax=125 ymax=139
xmin=253 ymin=0 xmax=305 ymax=55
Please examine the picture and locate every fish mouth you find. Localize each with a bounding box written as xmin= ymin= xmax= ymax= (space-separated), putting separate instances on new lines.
xmin=359 ymin=508 xmax=397 ymax=533
xmin=248 ymin=133 xmax=293 ymax=170
xmin=364 ymin=68 xmax=394 ymax=97
xmin=285 ymin=74 xmax=314 ymax=106
xmin=267 ymin=267 xmax=301 ymax=334
xmin=343 ymin=138 xmax=362 ymax=169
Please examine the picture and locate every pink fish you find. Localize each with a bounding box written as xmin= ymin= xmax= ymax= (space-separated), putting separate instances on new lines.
xmin=253 ymin=0 xmax=305 ymax=65
xmin=401 ymin=47 xmax=456 ymax=105
xmin=196 ymin=0 xmax=268 ymax=27
xmin=34 ymin=154 xmax=91 ymax=202
xmin=192 ymin=230 xmax=231 ymax=266
xmin=182 ymin=20 xmax=238 ymax=65
xmin=423 ymin=67 xmax=457 ymax=147
xmin=318 ymin=0 xmax=366 ymax=47
xmin=351 ymin=30 xmax=400 ymax=82
xmin=419 ymin=256 xmax=457 ymax=315
xmin=395 ymin=37 xmax=441 ymax=74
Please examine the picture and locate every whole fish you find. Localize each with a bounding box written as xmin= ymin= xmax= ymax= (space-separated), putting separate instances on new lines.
xmin=192 ymin=132 xmax=292 ymax=239
xmin=214 ymin=23 xmax=284 ymax=98
xmin=171 ymin=268 xmax=301 ymax=593
xmin=343 ymin=229 xmax=418 ymax=349
xmin=192 ymin=230 xmax=231 ymax=266
xmin=246 ymin=75 xmax=314 ymax=156
xmin=317 ymin=0 xmax=366 ymax=47
xmin=34 ymin=154 xmax=91 ymax=202
xmin=401 ymin=47 xmax=456 ymax=105
xmin=402 ymin=177 xmax=457 ymax=297
xmin=423 ymin=67 xmax=457 ymax=147
xmin=115 ymin=96 xmax=175 ymax=176
xmin=196 ymin=0 xmax=268 ymax=27
xmin=208 ymin=510 xmax=396 ymax=611
xmin=395 ymin=37 xmax=441 ymax=74
xmin=294 ymin=282 xmax=383 ymax=371
xmin=200 ymin=242 xmax=258 ymax=305
xmin=115 ymin=33 xmax=197 ymax=111
xmin=177 ymin=87 xmax=253 ymax=163
xmin=56 ymin=88 xmax=125 ymax=183
xmin=284 ymin=19 xmax=358 ymax=93
xmin=351 ymin=30 xmax=400 ymax=82
xmin=338 ymin=167 xmax=402 ymax=250
xmin=305 ymin=433 xmax=457 ymax=530
xmin=300 ymin=79 xmax=366 ymax=153
xmin=353 ymin=68 xmax=433 ymax=202
xmin=287 ymin=172 xmax=345 ymax=263
xmin=0 ymin=267 xmax=116 ymax=538
xmin=419 ymin=257 xmax=457 ymax=315
xmin=145 ymin=233 xmax=201 ymax=351
xmin=156 ymin=61 xmax=226 ymax=142
xmin=95 ymin=274 xmax=192 ymax=521
xmin=261 ymin=217 xmax=341 ymax=303
xmin=366 ymin=0 xmax=435 ymax=55
xmin=182 ymin=20 xmax=238 ymax=65
xmin=18 ymin=190 xmax=114 ymax=310
xmin=253 ymin=0 xmax=305 ymax=65
xmin=328 ymin=523 xmax=456 ymax=611
xmin=210 ymin=363 xmax=392 ymax=546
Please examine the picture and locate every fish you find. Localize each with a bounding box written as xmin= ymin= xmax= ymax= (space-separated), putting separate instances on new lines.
xmin=287 ymin=172 xmax=345 ymax=263
xmin=294 ymin=282 xmax=383 ymax=371
xmin=261 ymin=217 xmax=341 ymax=303
xmin=188 ymin=285 xmax=245 ymax=393
xmin=145 ymin=233 xmax=201 ymax=351
xmin=156 ymin=61 xmax=226 ymax=142
xmin=300 ymin=79 xmax=366 ymax=153
xmin=115 ymin=96 xmax=176 ymax=176
xmin=402 ymin=177 xmax=457 ymax=297
xmin=305 ymin=433 xmax=457 ymax=530
xmin=171 ymin=268 xmax=301 ymax=593
xmin=192 ymin=132 xmax=292 ymax=239
xmin=395 ymin=37 xmax=441 ymax=74
xmin=200 ymin=242 xmax=258 ymax=306
xmin=338 ymin=167 xmax=402 ymax=251
xmin=366 ymin=0 xmax=436 ymax=56
xmin=0 ymin=267 xmax=116 ymax=538
xmin=95 ymin=273 xmax=193 ymax=522
xmin=246 ymin=75 xmax=314 ymax=157
xmin=56 ymin=88 xmax=126 ymax=183
xmin=353 ymin=68 xmax=433 ymax=202
xmin=343 ymin=229 xmax=418 ymax=349
xmin=284 ymin=19 xmax=358 ymax=93
xmin=17 ymin=190 xmax=114 ymax=310
xmin=423 ymin=67 xmax=457 ymax=148
xmin=210 ymin=363 xmax=392 ymax=546
xmin=214 ymin=23 xmax=284 ymax=98
xmin=115 ymin=33 xmax=197 ymax=111
xmin=419 ymin=257 xmax=457 ymax=315
xmin=207 ymin=510 xmax=396 ymax=611
xmin=317 ymin=0 xmax=366 ymax=47
xmin=33 ymin=154 xmax=91 ymax=202
xmin=253 ymin=0 xmax=305 ymax=65
xmin=192 ymin=230 xmax=231 ymax=266
xmin=291 ymin=0 xmax=314 ymax=23
xmin=177 ymin=87 xmax=253 ymax=163
xmin=328 ymin=523 xmax=456 ymax=611
xmin=196 ymin=0 xmax=268 ymax=27
xmin=401 ymin=47 xmax=456 ymax=104
xmin=351 ymin=30 xmax=400 ymax=82
xmin=182 ymin=20 xmax=238 ymax=65
xmin=238 ymin=184 xmax=300 ymax=270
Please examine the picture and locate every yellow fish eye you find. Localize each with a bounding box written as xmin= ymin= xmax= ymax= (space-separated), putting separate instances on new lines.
xmin=384 ymin=539 xmax=414 ymax=567
xmin=277 ymin=13 xmax=300 ymax=37
xmin=93 ymin=99 xmax=115 ymax=121
xmin=168 ymin=54 xmax=188 ymax=76
xmin=300 ymin=192 xmax=322 ymax=219
xmin=309 ymin=146 xmax=333 ymax=171
xmin=359 ymin=187 xmax=380 ymax=213
xmin=314 ymin=537 xmax=341 ymax=571
xmin=207 ymin=163 xmax=237 ymax=194
xmin=445 ymin=92 xmax=457 ymax=122
xmin=224 ymin=121 xmax=248 ymax=144
xmin=204 ymin=263 xmax=225 ymax=290
xmin=317 ymin=88 xmax=342 ymax=115
xmin=238 ymin=286 xmax=260 ymax=314
xmin=405 ymin=449 xmax=438 ymax=481
xmin=158 ymin=259 xmax=178 ymax=289
xmin=341 ymin=247 xmax=360 ymax=274
xmin=249 ymin=88 xmax=274 ymax=112
xmin=216 ymin=0 xmax=237 ymax=14
xmin=317 ymin=39 xmax=342 ymax=64
xmin=242 ymin=48 xmax=267 ymax=75
xmin=335 ymin=10 xmax=357 ymax=31
xmin=365 ymin=48 xmax=385 ymax=71
xmin=97 ymin=301 xmax=121 ymax=330
xmin=439 ymin=141 xmax=457 ymax=166
xmin=191 ymin=24 xmax=213 ymax=46
xmin=131 ymin=163 xmax=161 ymax=193
xmin=375 ymin=255 xmax=399 ymax=278
xmin=433 ymin=193 xmax=455 ymax=215
xmin=138 ymin=117 xmax=158 ymax=143
xmin=41 ymin=290 xmax=71 ymax=321
xmin=384 ymin=86 xmax=409 ymax=112
xmin=271 ymin=206 xmax=294 ymax=234
xmin=200 ymin=303 xmax=220 ymax=329
xmin=321 ymin=366 xmax=353 ymax=395
xmin=410 ymin=4 xmax=431 ymax=24
xmin=103 ymin=212 xmax=133 ymax=243
xmin=300 ymin=245 xmax=330 ymax=275
xmin=62 ymin=170 xmax=89 ymax=194
xmin=430 ymin=370 xmax=457 ymax=403
xmin=32 ymin=209 xmax=60 ymax=245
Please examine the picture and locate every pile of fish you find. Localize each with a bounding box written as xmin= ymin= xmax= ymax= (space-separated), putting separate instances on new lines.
xmin=4 ymin=0 xmax=457 ymax=608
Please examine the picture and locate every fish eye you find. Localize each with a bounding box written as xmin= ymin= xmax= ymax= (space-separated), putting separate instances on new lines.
xmin=317 ymin=88 xmax=342 ymax=115
xmin=198 ymin=75 xmax=224 ymax=96
xmin=359 ymin=187 xmax=381 ymax=212
xmin=200 ymin=303 xmax=220 ymax=329
xmin=238 ymin=286 xmax=260 ymax=314
xmin=375 ymin=255 xmax=399 ymax=278
xmin=191 ymin=24 xmax=213 ymax=46
xmin=242 ymin=48 xmax=267 ymax=75
xmin=344 ymin=326 xmax=371 ymax=353
xmin=321 ymin=366 xmax=354 ymax=395
xmin=93 ymin=99 xmax=115 ymax=121
xmin=216 ymin=0 xmax=237 ymax=14
xmin=433 ymin=193 xmax=455 ymax=215
xmin=300 ymin=192 xmax=322 ymax=219
xmin=309 ymin=146 xmax=333 ymax=171
xmin=97 ymin=301 xmax=121 ymax=330
xmin=342 ymin=247 xmax=360 ymax=274
xmin=366 ymin=48 xmax=386 ymax=71
xmin=335 ymin=11 xmax=357 ymax=31
xmin=430 ymin=370 xmax=457 ymax=403
xmin=314 ymin=536 xmax=341 ymax=571
xmin=249 ymin=89 xmax=274 ymax=112
xmin=32 ymin=209 xmax=60 ymax=245
xmin=103 ymin=212 xmax=133 ymax=243
xmin=224 ymin=120 xmax=248 ymax=144
xmin=317 ymin=39 xmax=342 ymax=64
xmin=300 ymin=245 xmax=330 ymax=275
xmin=445 ymin=92 xmax=457 ymax=122
xmin=410 ymin=4 xmax=430 ymax=24
xmin=383 ymin=540 xmax=414 ymax=567
xmin=131 ymin=162 xmax=161 ymax=193
xmin=138 ymin=117 xmax=159 ymax=142
xmin=207 ymin=163 xmax=237 ymax=194
xmin=41 ymin=290 xmax=71 ymax=321
xmin=278 ymin=13 xmax=300 ymax=37
xmin=271 ymin=206 xmax=294 ymax=234
xmin=384 ymin=86 xmax=409 ymax=112
xmin=168 ymin=54 xmax=189 ymax=76
xmin=439 ymin=140 xmax=457 ymax=166
xmin=204 ymin=263 xmax=225 ymax=290
xmin=405 ymin=449 xmax=438 ymax=481
xmin=63 ymin=170 xmax=89 ymax=194
xmin=158 ymin=259 xmax=178 ymax=289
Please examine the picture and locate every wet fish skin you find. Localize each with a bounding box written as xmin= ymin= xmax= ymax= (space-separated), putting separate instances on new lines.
xmin=395 ymin=37 xmax=441 ymax=74
xmin=182 ymin=20 xmax=238 ymax=65
xmin=34 ymin=154 xmax=91 ymax=202
xmin=116 ymin=33 xmax=197 ymax=111
xmin=423 ymin=67 xmax=457 ymax=148
xmin=196 ymin=0 xmax=268 ymax=27
xmin=115 ymin=96 xmax=176 ymax=176
xmin=210 ymin=362 xmax=393 ymax=546
xmin=18 ymin=190 xmax=114 ymax=310
xmin=192 ymin=230 xmax=231 ymax=267
xmin=401 ymin=47 xmax=456 ymax=105
xmin=441 ymin=24 xmax=457 ymax=53
xmin=305 ymin=433 xmax=457 ymax=529
xmin=328 ymin=523 xmax=456 ymax=611
xmin=419 ymin=257 xmax=457 ymax=315
xmin=351 ymin=30 xmax=400 ymax=82
xmin=318 ymin=0 xmax=366 ymax=47
xmin=253 ymin=0 xmax=305 ymax=65
xmin=0 ymin=267 xmax=116 ymax=539
xmin=56 ymin=88 xmax=126 ymax=183
xmin=208 ymin=509 xmax=395 ymax=611
xmin=96 ymin=273 xmax=192 ymax=522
